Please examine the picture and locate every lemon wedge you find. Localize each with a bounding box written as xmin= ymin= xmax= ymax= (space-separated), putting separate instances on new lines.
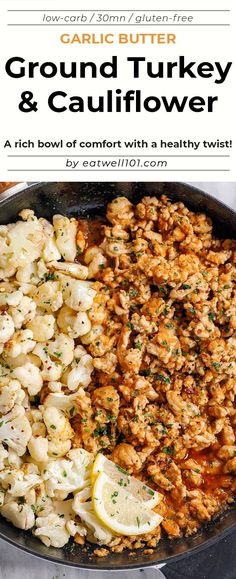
xmin=92 ymin=471 xmax=162 ymax=536
xmin=91 ymin=453 xmax=163 ymax=509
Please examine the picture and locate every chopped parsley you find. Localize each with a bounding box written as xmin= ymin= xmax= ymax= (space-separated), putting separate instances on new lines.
xmin=208 ymin=312 xmax=215 ymax=322
xmin=162 ymin=446 xmax=174 ymax=456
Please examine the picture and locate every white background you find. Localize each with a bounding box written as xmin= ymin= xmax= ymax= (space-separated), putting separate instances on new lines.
xmin=0 ymin=0 xmax=235 ymax=182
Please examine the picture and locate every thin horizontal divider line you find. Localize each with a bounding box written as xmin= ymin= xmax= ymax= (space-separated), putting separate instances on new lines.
xmin=8 ymin=169 xmax=230 ymax=172
xmin=7 ymin=9 xmax=231 ymax=12
xmin=7 ymin=10 xmax=232 ymax=12
xmin=7 ymin=23 xmax=231 ymax=26
xmin=7 ymin=155 xmax=231 ymax=158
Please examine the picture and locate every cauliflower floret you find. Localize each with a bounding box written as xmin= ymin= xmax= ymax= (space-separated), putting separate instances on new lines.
xmin=0 ymin=380 xmax=24 ymax=414
xmin=32 ymin=344 xmax=62 ymax=382
xmin=33 ymin=334 xmax=74 ymax=381
xmin=9 ymin=296 xmax=36 ymax=329
xmin=0 ymin=312 xmax=15 ymax=343
xmin=0 ymin=231 xmax=16 ymax=279
xmin=60 ymin=276 xmax=96 ymax=312
xmin=42 ymin=450 xmax=92 ymax=497
xmin=0 ymin=465 xmax=41 ymax=497
xmin=3 ymin=352 xmax=40 ymax=371
xmin=48 ymin=381 xmax=62 ymax=393
xmin=0 ymin=443 xmax=8 ymax=470
xmin=28 ymin=435 xmax=49 ymax=463
xmin=1 ymin=501 xmax=35 ymax=530
xmin=26 ymin=315 xmax=55 ymax=342
xmin=47 ymin=333 xmax=74 ymax=366
xmin=67 ymin=447 xmax=93 ymax=466
xmin=0 ymin=361 xmax=13 ymax=386
xmin=39 ymin=217 xmax=61 ymax=262
xmin=72 ymin=493 xmax=112 ymax=545
xmin=0 ymin=405 xmax=32 ymax=456
xmin=16 ymin=263 xmax=40 ymax=285
xmin=48 ymin=438 xmax=71 ymax=458
xmin=67 ymin=354 xmax=93 ymax=391
xmin=34 ymin=512 xmax=70 ymax=548
xmin=32 ymin=281 xmax=63 ymax=312
xmin=44 ymin=388 xmax=85 ymax=416
xmin=5 ymin=329 xmax=36 ymax=358
xmin=66 ymin=519 xmax=87 ymax=538
xmin=43 ymin=407 xmax=74 ymax=441
xmin=0 ymin=290 xmax=23 ymax=307
xmin=33 ymin=482 xmax=53 ymax=516
xmin=57 ymin=305 xmax=91 ymax=338
xmin=53 ymin=215 xmax=77 ymax=262
xmin=13 ymin=363 xmax=43 ymax=396
xmin=48 ymin=261 xmax=88 ymax=280
xmin=7 ymin=448 xmax=22 ymax=469
xmin=7 ymin=220 xmax=44 ymax=268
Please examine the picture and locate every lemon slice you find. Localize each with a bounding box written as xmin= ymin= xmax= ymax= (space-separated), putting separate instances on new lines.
xmin=91 ymin=453 xmax=163 ymax=509
xmin=92 ymin=472 xmax=162 ymax=536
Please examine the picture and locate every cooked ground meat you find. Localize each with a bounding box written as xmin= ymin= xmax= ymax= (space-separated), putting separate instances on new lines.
xmin=73 ymin=194 xmax=236 ymax=550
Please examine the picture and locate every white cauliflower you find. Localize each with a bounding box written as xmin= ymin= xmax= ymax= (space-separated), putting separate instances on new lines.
xmin=43 ymin=407 xmax=74 ymax=441
xmin=39 ymin=217 xmax=61 ymax=262
xmin=32 ymin=344 xmax=62 ymax=382
xmin=0 ymin=465 xmax=41 ymax=497
xmin=16 ymin=263 xmax=40 ymax=284
xmin=34 ymin=512 xmax=70 ymax=547
xmin=0 ymin=290 xmax=23 ymax=307
xmin=46 ymin=333 xmax=74 ymax=366
xmin=67 ymin=448 xmax=93 ymax=467
xmin=0 ymin=361 xmax=13 ymax=386
xmin=3 ymin=352 xmax=40 ymax=371
xmin=34 ymin=482 xmax=53 ymax=517
xmin=0 ymin=380 xmax=24 ymax=414
xmin=1 ymin=501 xmax=35 ymax=530
xmin=48 ymin=438 xmax=71 ymax=459
xmin=4 ymin=329 xmax=36 ymax=358
xmin=48 ymin=261 xmax=88 ymax=280
xmin=60 ymin=277 xmax=96 ymax=312
xmin=67 ymin=354 xmax=93 ymax=391
xmin=6 ymin=448 xmax=22 ymax=469
xmin=32 ymin=281 xmax=63 ymax=312
xmin=26 ymin=315 xmax=55 ymax=342
xmin=0 ymin=231 xmax=16 ymax=279
xmin=44 ymin=388 xmax=85 ymax=416
xmin=28 ymin=435 xmax=49 ymax=463
xmin=7 ymin=220 xmax=44 ymax=268
xmin=9 ymin=295 xmax=36 ymax=329
xmin=0 ymin=405 xmax=32 ymax=455
xmin=66 ymin=519 xmax=87 ymax=538
xmin=0 ymin=312 xmax=15 ymax=343
xmin=42 ymin=449 xmax=92 ymax=497
xmin=72 ymin=493 xmax=112 ymax=545
xmin=0 ymin=443 xmax=8 ymax=470
xmin=53 ymin=215 xmax=77 ymax=262
xmin=13 ymin=363 xmax=43 ymax=396
xmin=57 ymin=306 xmax=91 ymax=339
xmin=48 ymin=381 xmax=62 ymax=393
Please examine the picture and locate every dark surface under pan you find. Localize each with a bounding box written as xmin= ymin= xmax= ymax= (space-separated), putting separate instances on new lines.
xmin=0 ymin=181 xmax=236 ymax=571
